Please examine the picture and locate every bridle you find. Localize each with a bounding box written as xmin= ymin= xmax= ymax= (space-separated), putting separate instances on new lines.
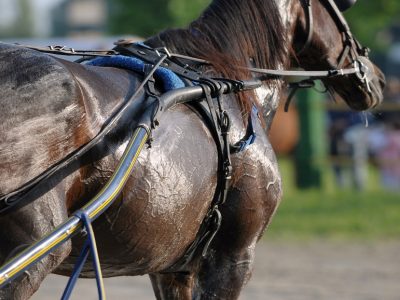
xmin=296 ymin=0 xmax=373 ymax=87
xmin=280 ymin=0 xmax=375 ymax=110
xmin=14 ymin=1 xmax=372 ymax=89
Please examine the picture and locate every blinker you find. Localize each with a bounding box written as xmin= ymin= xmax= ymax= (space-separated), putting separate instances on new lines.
xmin=334 ymin=0 xmax=357 ymax=12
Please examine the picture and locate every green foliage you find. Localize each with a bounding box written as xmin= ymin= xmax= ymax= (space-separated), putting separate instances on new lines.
xmin=345 ymin=0 xmax=400 ymax=51
xmin=109 ymin=0 xmax=398 ymax=51
xmin=109 ymin=0 xmax=174 ymax=37
xmin=109 ymin=0 xmax=211 ymax=37
xmin=266 ymin=158 xmax=400 ymax=241
xmin=168 ymin=0 xmax=211 ymax=27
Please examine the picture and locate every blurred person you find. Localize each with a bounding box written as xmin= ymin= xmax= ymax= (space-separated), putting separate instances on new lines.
xmin=369 ymin=117 xmax=400 ymax=190
xmin=328 ymin=112 xmax=352 ymax=187
xmin=328 ymin=109 xmax=366 ymax=189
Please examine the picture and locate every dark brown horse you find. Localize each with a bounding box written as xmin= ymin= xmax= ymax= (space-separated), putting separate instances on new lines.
xmin=0 ymin=0 xmax=384 ymax=299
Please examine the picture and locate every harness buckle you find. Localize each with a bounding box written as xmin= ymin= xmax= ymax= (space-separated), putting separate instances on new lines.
xmin=354 ymin=58 xmax=373 ymax=93
xmin=220 ymin=111 xmax=231 ymax=133
xmin=328 ymin=69 xmax=344 ymax=77
xmin=155 ymin=47 xmax=171 ymax=58
xmin=224 ymin=164 xmax=233 ymax=180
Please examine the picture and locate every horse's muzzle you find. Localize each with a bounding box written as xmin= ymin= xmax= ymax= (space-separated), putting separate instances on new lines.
xmin=346 ymin=60 xmax=385 ymax=111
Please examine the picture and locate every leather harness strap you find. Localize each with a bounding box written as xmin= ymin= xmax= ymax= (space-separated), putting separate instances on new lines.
xmin=297 ymin=0 xmax=314 ymax=55
xmin=114 ymin=43 xmax=203 ymax=82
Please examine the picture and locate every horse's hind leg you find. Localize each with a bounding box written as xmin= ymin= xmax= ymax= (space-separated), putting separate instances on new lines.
xmin=149 ymin=272 xmax=195 ymax=299
xmin=0 ymin=189 xmax=71 ymax=300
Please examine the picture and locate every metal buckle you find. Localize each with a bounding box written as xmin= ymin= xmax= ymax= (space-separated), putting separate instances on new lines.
xmin=49 ymin=45 xmax=76 ymax=53
xmin=354 ymin=59 xmax=372 ymax=93
xmin=155 ymin=47 xmax=171 ymax=58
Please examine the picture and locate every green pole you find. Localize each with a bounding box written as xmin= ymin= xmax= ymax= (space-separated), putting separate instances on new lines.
xmin=294 ymin=86 xmax=326 ymax=188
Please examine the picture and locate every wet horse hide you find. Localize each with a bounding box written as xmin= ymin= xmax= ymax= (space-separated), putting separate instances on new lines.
xmin=0 ymin=0 xmax=385 ymax=299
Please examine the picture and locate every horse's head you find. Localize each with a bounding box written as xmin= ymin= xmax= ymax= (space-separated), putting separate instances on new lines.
xmin=291 ymin=0 xmax=385 ymax=110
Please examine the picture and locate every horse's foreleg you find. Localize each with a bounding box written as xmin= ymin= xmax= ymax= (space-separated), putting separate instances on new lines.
xmin=0 ymin=189 xmax=71 ymax=300
xmin=195 ymin=245 xmax=255 ymax=300
xmin=194 ymin=150 xmax=282 ymax=299
xmin=149 ymin=272 xmax=195 ymax=300
xmin=0 ymin=245 xmax=71 ymax=300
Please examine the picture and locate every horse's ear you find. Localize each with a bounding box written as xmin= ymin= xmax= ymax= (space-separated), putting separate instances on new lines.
xmin=334 ymin=0 xmax=357 ymax=12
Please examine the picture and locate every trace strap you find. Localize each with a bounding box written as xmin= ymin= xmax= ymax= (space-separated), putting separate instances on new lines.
xmin=62 ymin=210 xmax=105 ymax=300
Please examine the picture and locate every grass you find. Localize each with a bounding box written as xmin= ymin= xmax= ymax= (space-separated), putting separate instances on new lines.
xmin=265 ymin=157 xmax=400 ymax=241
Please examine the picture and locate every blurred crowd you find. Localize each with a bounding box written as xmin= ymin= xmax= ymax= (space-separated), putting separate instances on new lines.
xmin=328 ymin=77 xmax=400 ymax=191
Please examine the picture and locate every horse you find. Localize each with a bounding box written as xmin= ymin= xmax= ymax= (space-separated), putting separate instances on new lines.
xmin=0 ymin=0 xmax=385 ymax=299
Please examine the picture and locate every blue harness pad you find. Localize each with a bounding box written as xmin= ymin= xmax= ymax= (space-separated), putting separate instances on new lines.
xmin=88 ymin=53 xmax=256 ymax=152
xmin=87 ymin=55 xmax=185 ymax=92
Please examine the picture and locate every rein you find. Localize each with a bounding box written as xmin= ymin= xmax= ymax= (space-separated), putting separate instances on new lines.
xmin=116 ymin=42 xmax=364 ymax=80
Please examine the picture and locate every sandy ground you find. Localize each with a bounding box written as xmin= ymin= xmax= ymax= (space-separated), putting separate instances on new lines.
xmin=31 ymin=240 xmax=400 ymax=300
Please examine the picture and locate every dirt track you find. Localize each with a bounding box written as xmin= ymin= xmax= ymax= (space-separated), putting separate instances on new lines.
xmin=32 ymin=240 xmax=400 ymax=300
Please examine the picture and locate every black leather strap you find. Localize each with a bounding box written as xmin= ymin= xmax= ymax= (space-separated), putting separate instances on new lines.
xmin=298 ymin=0 xmax=314 ymax=55
xmin=114 ymin=43 xmax=203 ymax=82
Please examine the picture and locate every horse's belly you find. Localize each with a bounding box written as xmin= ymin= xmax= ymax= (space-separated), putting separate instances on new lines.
xmin=57 ymin=105 xmax=218 ymax=277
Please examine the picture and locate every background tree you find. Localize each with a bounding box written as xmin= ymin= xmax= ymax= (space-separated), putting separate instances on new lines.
xmin=345 ymin=0 xmax=400 ymax=52
xmin=167 ymin=0 xmax=210 ymax=28
xmin=109 ymin=0 xmax=173 ymax=37
xmin=109 ymin=0 xmax=399 ymax=53
xmin=109 ymin=0 xmax=210 ymax=37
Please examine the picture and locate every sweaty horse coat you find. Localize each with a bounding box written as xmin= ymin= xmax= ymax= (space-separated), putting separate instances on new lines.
xmin=0 ymin=0 xmax=384 ymax=299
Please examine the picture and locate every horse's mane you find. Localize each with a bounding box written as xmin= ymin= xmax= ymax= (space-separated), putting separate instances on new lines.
xmin=146 ymin=0 xmax=287 ymax=116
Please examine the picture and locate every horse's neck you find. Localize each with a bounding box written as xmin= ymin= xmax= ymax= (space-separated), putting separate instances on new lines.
xmin=146 ymin=0 xmax=294 ymax=128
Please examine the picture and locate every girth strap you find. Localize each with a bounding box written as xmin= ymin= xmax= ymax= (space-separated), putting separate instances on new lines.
xmin=165 ymin=81 xmax=235 ymax=271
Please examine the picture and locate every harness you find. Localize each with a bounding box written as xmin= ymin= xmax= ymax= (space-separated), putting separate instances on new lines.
xmin=87 ymin=49 xmax=259 ymax=271
xmin=0 ymin=0 xmax=380 ymax=292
